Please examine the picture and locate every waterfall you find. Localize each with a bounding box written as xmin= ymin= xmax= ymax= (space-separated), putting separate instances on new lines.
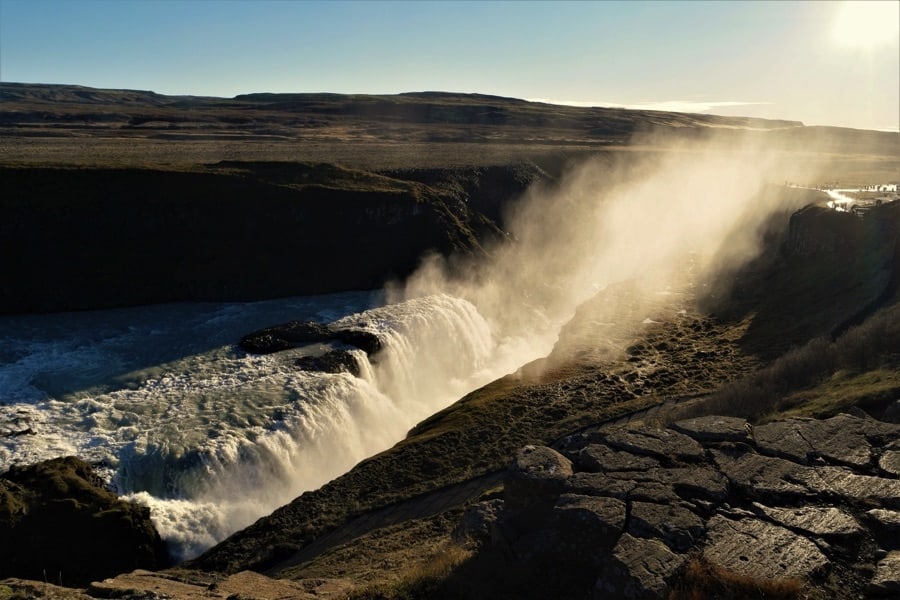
xmin=113 ymin=293 xmax=543 ymax=560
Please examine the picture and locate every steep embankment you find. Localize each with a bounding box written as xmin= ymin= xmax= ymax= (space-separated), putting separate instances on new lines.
xmin=0 ymin=162 xmax=547 ymax=313
xmin=182 ymin=198 xmax=900 ymax=591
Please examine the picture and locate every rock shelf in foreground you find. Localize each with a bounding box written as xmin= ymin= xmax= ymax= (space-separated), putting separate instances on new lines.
xmin=459 ymin=413 xmax=900 ymax=598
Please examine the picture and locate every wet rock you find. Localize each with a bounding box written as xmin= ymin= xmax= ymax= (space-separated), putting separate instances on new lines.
xmin=702 ymin=514 xmax=829 ymax=580
xmin=295 ymin=350 xmax=361 ymax=376
xmin=751 ymin=502 xmax=864 ymax=540
xmin=627 ymin=501 xmax=704 ymax=552
xmin=671 ymin=415 xmax=752 ymax=444
xmin=331 ymin=329 xmax=384 ymax=355
xmin=599 ymin=426 xmax=705 ymax=462
xmin=240 ymin=321 xmax=383 ymax=356
xmin=869 ymin=551 xmax=900 ymax=596
xmin=239 ymin=320 xmax=333 ymax=354
xmin=595 ymin=533 xmax=686 ymax=599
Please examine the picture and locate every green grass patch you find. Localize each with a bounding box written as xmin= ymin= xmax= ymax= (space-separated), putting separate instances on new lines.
xmin=765 ymin=368 xmax=900 ymax=422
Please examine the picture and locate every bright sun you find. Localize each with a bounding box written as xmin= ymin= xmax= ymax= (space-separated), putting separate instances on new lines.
xmin=832 ymin=0 xmax=900 ymax=47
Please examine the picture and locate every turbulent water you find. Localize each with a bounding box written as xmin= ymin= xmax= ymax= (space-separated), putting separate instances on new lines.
xmin=0 ymin=291 xmax=553 ymax=560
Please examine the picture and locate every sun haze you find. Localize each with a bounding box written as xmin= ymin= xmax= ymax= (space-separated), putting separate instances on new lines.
xmin=832 ymin=0 xmax=900 ymax=47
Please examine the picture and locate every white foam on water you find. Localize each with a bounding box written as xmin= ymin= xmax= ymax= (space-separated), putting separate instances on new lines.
xmin=1 ymin=291 xmax=548 ymax=561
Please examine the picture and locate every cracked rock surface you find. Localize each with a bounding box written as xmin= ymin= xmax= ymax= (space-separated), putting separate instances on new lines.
xmin=460 ymin=412 xmax=900 ymax=599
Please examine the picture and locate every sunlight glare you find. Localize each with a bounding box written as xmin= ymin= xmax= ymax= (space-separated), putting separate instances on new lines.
xmin=832 ymin=1 xmax=900 ymax=47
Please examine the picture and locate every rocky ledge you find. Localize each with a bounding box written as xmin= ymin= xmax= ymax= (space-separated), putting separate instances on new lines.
xmin=457 ymin=413 xmax=900 ymax=599
xmin=0 ymin=457 xmax=169 ymax=588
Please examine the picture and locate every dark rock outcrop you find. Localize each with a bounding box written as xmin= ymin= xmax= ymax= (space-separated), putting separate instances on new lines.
xmin=0 ymin=164 xmax=509 ymax=314
xmin=458 ymin=413 xmax=900 ymax=599
xmin=295 ymin=350 xmax=362 ymax=376
xmin=239 ymin=320 xmax=382 ymax=358
xmin=0 ymin=457 xmax=169 ymax=587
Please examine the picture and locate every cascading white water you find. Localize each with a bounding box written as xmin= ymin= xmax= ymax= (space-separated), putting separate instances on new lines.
xmin=0 ymin=292 xmax=553 ymax=561
xmin=2 ymin=142 xmax=798 ymax=562
xmin=124 ymin=293 xmax=550 ymax=559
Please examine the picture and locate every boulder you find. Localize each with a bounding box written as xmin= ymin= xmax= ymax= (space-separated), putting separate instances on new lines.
xmin=711 ymin=448 xmax=818 ymax=501
xmin=239 ymin=321 xmax=383 ymax=356
xmin=295 ymin=350 xmax=361 ymax=376
xmin=0 ymin=457 xmax=169 ymax=587
xmin=239 ymin=321 xmax=334 ymax=354
xmin=504 ymin=445 xmax=573 ymax=515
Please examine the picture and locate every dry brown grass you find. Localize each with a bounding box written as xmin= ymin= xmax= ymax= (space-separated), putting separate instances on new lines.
xmin=339 ymin=543 xmax=472 ymax=600
xmin=668 ymin=557 xmax=807 ymax=600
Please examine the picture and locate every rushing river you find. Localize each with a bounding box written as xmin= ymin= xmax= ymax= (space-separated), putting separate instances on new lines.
xmin=0 ymin=291 xmax=553 ymax=560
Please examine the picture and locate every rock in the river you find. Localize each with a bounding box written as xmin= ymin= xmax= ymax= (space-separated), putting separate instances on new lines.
xmin=295 ymin=350 xmax=362 ymax=376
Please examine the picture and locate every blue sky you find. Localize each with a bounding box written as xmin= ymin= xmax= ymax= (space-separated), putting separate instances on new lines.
xmin=1 ymin=0 xmax=898 ymax=131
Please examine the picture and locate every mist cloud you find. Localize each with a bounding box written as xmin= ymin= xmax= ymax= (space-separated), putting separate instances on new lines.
xmin=390 ymin=131 xmax=816 ymax=371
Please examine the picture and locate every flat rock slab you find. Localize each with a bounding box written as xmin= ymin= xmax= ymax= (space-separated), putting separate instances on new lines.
xmin=751 ymin=502 xmax=863 ymax=539
xmin=754 ymin=414 xmax=900 ymax=468
xmin=711 ymin=449 xmax=817 ymax=500
xmin=869 ymin=551 xmax=900 ymax=596
xmin=599 ymin=427 xmax=705 ymax=462
xmin=703 ymin=515 xmax=829 ymax=580
xmin=671 ymin=415 xmax=752 ymax=444
xmin=879 ymin=450 xmax=900 ymax=477
xmin=576 ymin=444 xmax=660 ymax=473
xmin=596 ymin=533 xmax=686 ymax=600
xmin=793 ymin=466 xmax=900 ymax=508
xmin=628 ymin=501 xmax=705 ymax=552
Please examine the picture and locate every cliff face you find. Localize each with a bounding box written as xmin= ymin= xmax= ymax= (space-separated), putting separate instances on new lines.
xmin=0 ymin=163 xmax=542 ymax=313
